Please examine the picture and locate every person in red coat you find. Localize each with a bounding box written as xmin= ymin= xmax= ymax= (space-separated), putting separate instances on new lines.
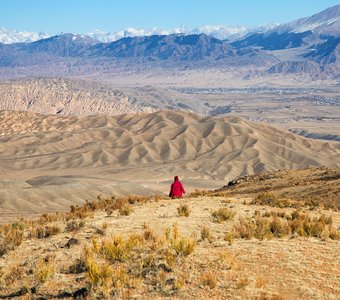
xmin=169 ymin=176 xmax=186 ymax=198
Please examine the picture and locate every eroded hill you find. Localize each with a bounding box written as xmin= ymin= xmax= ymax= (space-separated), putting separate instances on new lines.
xmin=0 ymin=110 xmax=339 ymax=218
xmin=0 ymin=78 xmax=153 ymax=116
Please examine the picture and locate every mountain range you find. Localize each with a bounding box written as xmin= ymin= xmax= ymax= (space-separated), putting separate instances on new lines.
xmin=0 ymin=24 xmax=278 ymax=44
xmin=0 ymin=5 xmax=338 ymax=78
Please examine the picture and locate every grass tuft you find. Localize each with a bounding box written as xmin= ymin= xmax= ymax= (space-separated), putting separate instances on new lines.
xmin=177 ymin=204 xmax=191 ymax=217
xmin=200 ymin=271 xmax=217 ymax=289
xmin=212 ymin=208 xmax=236 ymax=223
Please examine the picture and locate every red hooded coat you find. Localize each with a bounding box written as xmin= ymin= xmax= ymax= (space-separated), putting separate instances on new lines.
xmin=169 ymin=176 xmax=186 ymax=198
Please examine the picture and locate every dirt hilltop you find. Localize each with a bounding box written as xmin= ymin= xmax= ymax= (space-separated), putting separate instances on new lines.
xmin=0 ymin=167 xmax=339 ymax=299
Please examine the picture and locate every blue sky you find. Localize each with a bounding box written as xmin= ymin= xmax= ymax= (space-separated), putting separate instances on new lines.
xmin=1 ymin=0 xmax=339 ymax=33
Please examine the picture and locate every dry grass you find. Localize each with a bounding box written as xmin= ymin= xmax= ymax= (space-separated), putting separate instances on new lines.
xmin=0 ymin=175 xmax=339 ymax=299
xmin=81 ymin=224 xmax=195 ymax=297
xmin=65 ymin=220 xmax=85 ymax=232
xmin=31 ymin=225 xmax=61 ymax=239
xmin=34 ymin=255 xmax=56 ymax=283
xmin=177 ymin=204 xmax=191 ymax=217
xmin=0 ymin=225 xmax=24 ymax=257
xmin=200 ymin=271 xmax=217 ymax=289
xmin=118 ymin=204 xmax=133 ymax=216
xmin=142 ymin=224 xmax=157 ymax=242
xmin=189 ymin=189 xmax=211 ymax=197
xmin=250 ymin=193 xmax=305 ymax=209
xmin=2 ymin=264 xmax=22 ymax=286
xmin=212 ymin=208 xmax=236 ymax=223
xmin=230 ymin=210 xmax=340 ymax=240
xmin=201 ymin=226 xmax=213 ymax=242
xmin=0 ymin=194 xmax=154 ymax=257
xmin=219 ymin=168 xmax=340 ymax=211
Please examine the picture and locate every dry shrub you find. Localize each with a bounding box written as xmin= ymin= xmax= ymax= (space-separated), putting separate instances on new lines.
xmin=329 ymin=227 xmax=340 ymax=240
xmin=100 ymin=235 xmax=139 ymax=262
xmin=224 ymin=232 xmax=234 ymax=245
xmin=118 ymin=204 xmax=133 ymax=216
xmin=172 ymin=236 xmax=196 ymax=256
xmin=189 ymin=189 xmax=210 ymax=197
xmin=255 ymin=291 xmax=284 ymax=300
xmin=38 ymin=213 xmax=63 ymax=224
xmin=231 ymin=211 xmax=339 ymax=240
xmin=215 ymin=249 xmax=238 ymax=270
xmin=212 ymin=208 xmax=236 ymax=223
xmin=236 ymin=278 xmax=249 ymax=289
xmin=167 ymin=225 xmax=196 ymax=257
xmin=0 ymin=225 xmax=24 ymax=257
xmin=65 ymin=220 xmax=85 ymax=232
xmin=34 ymin=255 xmax=56 ymax=283
xmin=255 ymin=276 xmax=268 ymax=288
xmin=221 ymin=199 xmax=231 ymax=204
xmin=177 ymin=204 xmax=191 ymax=217
xmin=68 ymin=258 xmax=87 ymax=274
xmin=125 ymin=195 xmax=149 ymax=205
xmin=0 ymin=268 xmax=4 ymax=288
xmin=66 ymin=205 xmax=94 ymax=220
xmin=33 ymin=225 xmax=61 ymax=239
xmin=201 ymin=226 xmax=213 ymax=242
xmin=250 ymin=193 xmax=303 ymax=208
xmin=83 ymin=225 xmax=195 ymax=297
xmin=200 ymin=271 xmax=217 ymax=289
xmin=143 ymin=225 xmax=157 ymax=242
xmin=3 ymin=264 xmax=22 ymax=286
xmin=86 ymin=255 xmax=115 ymax=287
xmin=262 ymin=211 xmax=288 ymax=219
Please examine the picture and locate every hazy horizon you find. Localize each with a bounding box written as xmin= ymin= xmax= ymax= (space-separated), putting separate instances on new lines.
xmin=1 ymin=0 xmax=339 ymax=34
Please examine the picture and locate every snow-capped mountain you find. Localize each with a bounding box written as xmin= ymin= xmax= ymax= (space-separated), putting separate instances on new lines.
xmin=273 ymin=4 xmax=340 ymax=35
xmin=0 ymin=28 xmax=49 ymax=44
xmin=86 ymin=24 xmax=278 ymax=43
xmin=0 ymin=24 xmax=278 ymax=44
xmin=233 ymin=4 xmax=340 ymax=50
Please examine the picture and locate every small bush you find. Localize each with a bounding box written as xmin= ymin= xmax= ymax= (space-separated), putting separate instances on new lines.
xmin=86 ymin=254 xmax=114 ymax=288
xmin=224 ymin=232 xmax=234 ymax=245
xmin=143 ymin=225 xmax=157 ymax=242
xmin=68 ymin=258 xmax=87 ymax=274
xmin=189 ymin=189 xmax=210 ymax=197
xmin=3 ymin=264 xmax=22 ymax=286
xmin=172 ymin=237 xmax=196 ymax=256
xmin=200 ymin=271 xmax=217 ymax=289
xmin=250 ymin=193 xmax=304 ymax=209
xmin=231 ymin=211 xmax=339 ymax=240
xmin=100 ymin=235 xmax=142 ymax=262
xmin=177 ymin=204 xmax=191 ymax=217
xmin=39 ymin=213 xmax=63 ymax=224
xmin=212 ymin=208 xmax=236 ymax=223
xmin=82 ymin=225 xmax=195 ymax=297
xmin=65 ymin=220 xmax=85 ymax=232
xmin=34 ymin=256 xmax=56 ymax=283
xmin=33 ymin=225 xmax=61 ymax=239
xmin=0 ymin=226 xmax=23 ymax=257
xmin=201 ymin=226 xmax=213 ymax=242
xmin=119 ymin=204 xmax=133 ymax=216
xmin=167 ymin=224 xmax=196 ymax=257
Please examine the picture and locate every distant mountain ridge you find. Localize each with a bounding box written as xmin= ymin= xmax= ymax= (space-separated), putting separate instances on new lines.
xmin=0 ymin=32 xmax=278 ymax=71
xmin=0 ymin=24 xmax=278 ymax=44
xmin=232 ymin=5 xmax=340 ymax=53
xmin=0 ymin=5 xmax=338 ymax=78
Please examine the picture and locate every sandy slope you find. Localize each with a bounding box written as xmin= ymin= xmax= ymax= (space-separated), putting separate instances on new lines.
xmin=0 ymin=110 xmax=339 ymax=216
